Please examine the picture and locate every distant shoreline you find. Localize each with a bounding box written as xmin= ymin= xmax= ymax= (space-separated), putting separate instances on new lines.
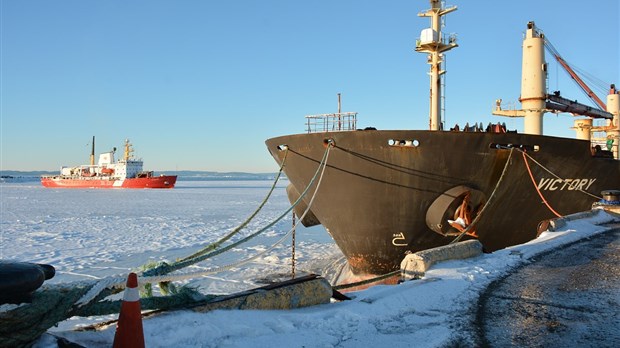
xmin=1 ymin=170 xmax=278 ymax=177
xmin=0 ymin=171 xmax=283 ymax=183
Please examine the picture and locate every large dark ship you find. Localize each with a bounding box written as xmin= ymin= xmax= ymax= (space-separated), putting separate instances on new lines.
xmin=265 ymin=1 xmax=619 ymax=280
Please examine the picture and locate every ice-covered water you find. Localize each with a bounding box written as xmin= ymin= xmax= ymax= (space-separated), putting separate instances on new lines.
xmin=0 ymin=179 xmax=343 ymax=294
xmin=2 ymin=179 xmax=618 ymax=347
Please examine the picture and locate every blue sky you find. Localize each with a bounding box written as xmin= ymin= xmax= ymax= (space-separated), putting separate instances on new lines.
xmin=1 ymin=0 xmax=618 ymax=172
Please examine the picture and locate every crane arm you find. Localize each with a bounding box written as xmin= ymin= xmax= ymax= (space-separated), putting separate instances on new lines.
xmin=543 ymin=39 xmax=607 ymax=110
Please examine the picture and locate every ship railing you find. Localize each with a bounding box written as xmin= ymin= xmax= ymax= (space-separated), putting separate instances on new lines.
xmin=415 ymin=32 xmax=458 ymax=49
xmin=591 ymin=136 xmax=618 ymax=157
xmin=305 ymin=112 xmax=358 ymax=133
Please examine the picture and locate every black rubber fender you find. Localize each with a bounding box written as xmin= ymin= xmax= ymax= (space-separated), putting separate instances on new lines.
xmin=0 ymin=261 xmax=56 ymax=304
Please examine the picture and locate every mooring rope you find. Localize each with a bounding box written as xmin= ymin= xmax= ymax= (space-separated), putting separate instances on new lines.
xmin=334 ymin=148 xmax=511 ymax=290
xmin=338 ymin=143 xmax=609 ymax=288
xmin=520 ymin=149 xmax=602 ymax=200
xmin=1 ymin=283 xmax=96 ymax=347
xmin=450 ymin=147 xmax=515 ymax=244
xmin=144 ymin=143 xmax=331 ymax=275
xmin=334 ymin=147 xmax=515 ymax=289
xmin=2 ymin=282 xmax=210 ymax=347
xmin=77 ymin=144 xmax=333 ymax=306
xmin=142 ymin=145 xmax=332 ymax=285
xmin=177 ymin=149 xmax=289 ymax=262
xmin=521 ymin=150 xmax=563 ymax=218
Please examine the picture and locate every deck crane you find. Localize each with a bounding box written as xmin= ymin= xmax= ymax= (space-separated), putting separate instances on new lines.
xmin=493 ymin=21 xmax=618 ymax=159
xmin=543 ymin=34 xmax=620 ymax=160
xmin=493 ymin=22 xmax=614 ymax=123
xmin=543 ymin=37 xmax=608 ymax=113
xmin=541 ymin=28 xmax=620 ymax=159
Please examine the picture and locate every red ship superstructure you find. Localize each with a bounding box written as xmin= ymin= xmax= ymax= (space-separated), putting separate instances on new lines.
xmin=41 ymin=138 xmax=177 ymax=189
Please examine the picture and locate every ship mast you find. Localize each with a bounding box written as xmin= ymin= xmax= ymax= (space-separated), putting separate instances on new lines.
xmin=415 ymin=0 xmax=458 ymax=131
xmin=123 ymin=139 xmax=134 ymax=161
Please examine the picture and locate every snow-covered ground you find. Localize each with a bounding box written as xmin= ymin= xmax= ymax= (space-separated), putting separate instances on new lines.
xmin=1 ymin=180 xmax=618 ymax=347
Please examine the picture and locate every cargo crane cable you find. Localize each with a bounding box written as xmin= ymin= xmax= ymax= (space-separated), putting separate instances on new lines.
xmin=450 ymin=147 xmax=515 ymax=244
xmin=569 ymin=64 xmax=611 ymax=96
xmin=521 ymin=150 xmax=562 ymax=218
xmin=178 ymin=149 xmax=290 ymax=263
xmin=543 ymin=38 xmax=608 ymax=110
xmin=520 ymin=150 xmax=601 ymax=200
xmin=77 ymin=144 xmax=333 ymax=306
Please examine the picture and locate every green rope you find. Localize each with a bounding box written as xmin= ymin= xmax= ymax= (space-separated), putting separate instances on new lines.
xmin=129 ymin=145 xmax=333 ymax=295
xmin=71 ymin=287 xmax=215 ymax=317
xmin=143 ymin=145 xmax=331 ymax=277
xmin=143 ymin=150 xmax=289 ymax=293
xmin=0 ymin=283 xmax=95 ymax=348
xmin=0 ymin=145 xmax=336 ymax=347
xmin=178 ymin=149 xmax=289 ymax=263
xmin=0 ymin=282 xmax=217 ymax=347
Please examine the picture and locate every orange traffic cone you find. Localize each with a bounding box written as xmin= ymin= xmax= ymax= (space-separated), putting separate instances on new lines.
xmin=112 ymin=272 xmax=145 ymax=348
